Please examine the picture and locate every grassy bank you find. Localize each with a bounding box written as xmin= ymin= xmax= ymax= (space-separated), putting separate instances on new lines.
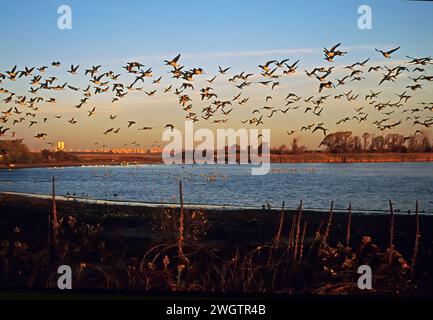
xmin=1 ymin=192 xmax=433 ymax=296
xmin=2 ymin=152 xmax=433 ymax=170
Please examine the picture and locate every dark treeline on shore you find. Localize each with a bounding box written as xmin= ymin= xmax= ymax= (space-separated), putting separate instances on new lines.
xmin=272 ymin=131 xmax=433 ymax=154
xmin=0 ymin=140 xmax=78 ymax=164
xmin=2 ymin=132 xmax=433 ymax=166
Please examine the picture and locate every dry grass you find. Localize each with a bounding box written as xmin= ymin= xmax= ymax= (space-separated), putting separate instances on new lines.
xmin=0 ymin=189 xmax=426 ymax=295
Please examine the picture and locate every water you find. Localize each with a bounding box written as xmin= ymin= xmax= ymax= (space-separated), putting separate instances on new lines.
xmin=1 ymin=162 xmax=433 ymax=213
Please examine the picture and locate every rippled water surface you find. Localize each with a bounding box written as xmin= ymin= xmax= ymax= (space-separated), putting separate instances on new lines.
xmin=1 ymin=162 xmax=433 ymax=213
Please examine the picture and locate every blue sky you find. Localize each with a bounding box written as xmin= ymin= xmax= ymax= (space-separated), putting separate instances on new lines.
xmin=2 ymin=0 xmax=432 ymax=66
xmin=1 ymin=0 xmax=433 ymax=150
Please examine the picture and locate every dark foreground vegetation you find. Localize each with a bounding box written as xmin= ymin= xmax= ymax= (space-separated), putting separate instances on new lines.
xmin=1 ymin=191 xmax=433 ymax=296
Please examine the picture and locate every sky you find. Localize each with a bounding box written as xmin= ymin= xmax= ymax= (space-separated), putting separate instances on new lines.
xmin=1 ymin=0 xmax=433 ymax=151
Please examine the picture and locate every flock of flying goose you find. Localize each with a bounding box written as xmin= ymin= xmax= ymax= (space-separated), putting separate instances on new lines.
xmin=1 ymin=43 xmax=433 ymax=149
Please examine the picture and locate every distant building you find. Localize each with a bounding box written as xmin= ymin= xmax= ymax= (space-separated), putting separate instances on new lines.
xmin=56 ymin=141 xmax=65 ymax=152
xmin=149 ymin=146 xmax=162 ymax=154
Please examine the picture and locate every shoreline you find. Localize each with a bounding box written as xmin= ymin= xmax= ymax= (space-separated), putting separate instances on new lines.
xmin=1 ymin=191 xmax=432 ymax=257
xmin=2 ymin=151 xmax=433 ymax=170
xmin=0 ymin=191 xmax=429 ymax=215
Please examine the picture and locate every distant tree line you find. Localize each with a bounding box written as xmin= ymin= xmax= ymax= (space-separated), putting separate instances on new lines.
xmin=319 ymin=131 xmax=432 ymax=153
xmin=271 ymin=132 xmax=433 ymax=155
xmin=271 ymin=138 xmax=306 ymax=155
xmin=0 ymin=140 xmax=78 ymax=164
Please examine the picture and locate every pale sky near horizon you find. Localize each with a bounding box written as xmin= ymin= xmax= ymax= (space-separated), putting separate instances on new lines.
xmin=1 ymin=0 xmax=433 ymax=151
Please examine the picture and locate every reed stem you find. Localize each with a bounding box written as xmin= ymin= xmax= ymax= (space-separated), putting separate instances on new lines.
xmin=288 ymin=212 xmax=296 ymax=252
xmin=178 ymin=180 xmax=184 ymax=257
xmin=308 ymin=220 xmax=323 ymax=253
xmin=346 ymin=202 xmax=352 ymax=248
xmin=299 ymin=221 xmax=307 ymax=262
xmin=51 ymin=176 xmax=59 ymax=243
xmin=320 ymin=201 xmax=334 ymax=252
xmin=388 ymin=200 xmax=394 ymax=265
xmin=274 ymin=201 xmax=285 ymax=248
xmin=411 ymin=201 xmax=420 ymax=274
xmin=294 ymin=200 xmax=303 ymax=260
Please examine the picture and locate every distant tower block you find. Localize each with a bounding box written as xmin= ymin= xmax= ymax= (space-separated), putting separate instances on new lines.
xmin=56 ymin=141 xmax=65 ymax=152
